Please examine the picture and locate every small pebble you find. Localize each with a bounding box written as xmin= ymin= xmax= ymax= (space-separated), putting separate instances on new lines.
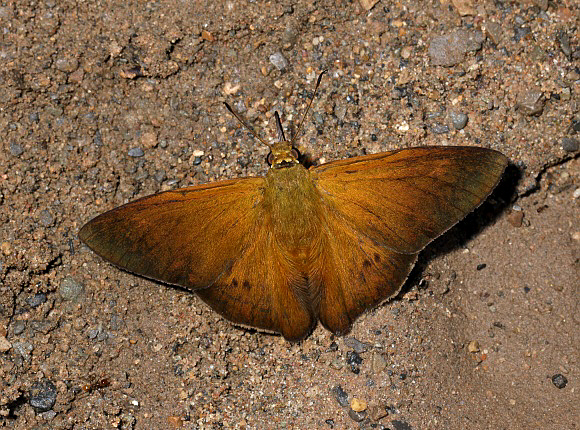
xmin=9 ymin=142 xmax=24 ymax=156
xmin=343 ymin=337 xmax=368 ymax=353
xmin=331 ymin=385 xmax=349 ymax=407
xmin=429 ymin=29 xmax=484 ymax=66
xmin=58 ymin=277 xmax=85 ymax=301
xmin=29 ymin=379 xmax=57 ymax=412
xmin=513 ymin=25 xmax=531 ymax=42
xmin=431 ymin=124 xmax=450 ymax=134
xmin=468 ymin=340 xmax=480 ymax=353
xmin=516 ymin=89 xmax=545 ymax=116
xmin=507 ymin=210 xmax=524 ymax=227
xmin=551 ymin=374 xmax=568 ymax=389
xmin=13 ymin=342 xmax=33 ymax=361
xmin=39 ymin=209 xmax=54 ymax=227
xmin=392 ymin=420 xmax=413 ymax=430
xmin=55 ymin=56 xmax=79 ymax=73
xmin=560 ymin=138 xmax=578 ymax=152
xmin=350 ymin=397 xmax=367 ymax=412
xmin=128 ymin=147 xmax=144 ymax=157
xmin=0 ymin=336 xmax=11 ymax=352
xmin=371 ymin=352 xmax=387 ymax=373
xmin=269 ymin=51 xmax=289 ymax=71
xmin=13 ymin=320 xmax=26 ymax=335
xmin=93 ymin=129 xmax=103 ymax=146
xmin=26 ymin=293 xmax=47 ymax=308
xmin=449 ymin=111 xmax=468 ymax=130
xmin=476 ymin=263 xmax=487 ymax=271
xmin=556 ymin=31 xmax=571 ymax=57
xmin=153 ymin=170 xmax=166 ymax=183
xmin=348 ymin=407 xmax=367 ymax=422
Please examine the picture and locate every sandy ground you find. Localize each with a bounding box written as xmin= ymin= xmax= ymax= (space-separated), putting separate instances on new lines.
xmin=1 ymin=0 xmax=578 ymax=428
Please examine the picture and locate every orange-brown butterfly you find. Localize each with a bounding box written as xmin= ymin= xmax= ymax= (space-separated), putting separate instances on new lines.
xmin=79 ymin=73 xmax=507 ymax=341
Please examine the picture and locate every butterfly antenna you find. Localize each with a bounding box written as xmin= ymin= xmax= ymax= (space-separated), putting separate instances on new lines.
xmin=274 ymin=111 xmax=286 ymax=142
xmin=223 ymin=102 xmax=272 ymax=148
xmin=290 ymin=70 xmax=326 ymax=146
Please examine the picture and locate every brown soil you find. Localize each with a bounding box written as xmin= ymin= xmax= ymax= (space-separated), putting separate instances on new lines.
xmin=1 ymin=0 xmax=578 ymax=429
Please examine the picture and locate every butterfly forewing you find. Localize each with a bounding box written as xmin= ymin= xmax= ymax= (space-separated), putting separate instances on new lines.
xmin=79 ymin=178 xmax=264 ymax=288
xmin=312 ymin=147 xmax=508 ymax=254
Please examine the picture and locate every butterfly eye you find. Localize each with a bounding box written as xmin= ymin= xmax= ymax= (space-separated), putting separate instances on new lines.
xmin=291 ymin=148 xmax=300 ymax=160
xmin=266 ymin=152 xmax=274 ymax=165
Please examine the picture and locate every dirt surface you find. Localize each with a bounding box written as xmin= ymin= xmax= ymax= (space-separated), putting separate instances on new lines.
xmin=1 ymin=0 xmax=578 ymax=428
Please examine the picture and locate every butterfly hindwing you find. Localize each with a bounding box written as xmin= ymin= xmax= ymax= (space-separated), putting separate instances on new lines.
xmin=195 ymin=223 xmax=316 ymax=341
xmin=310 ymin=211 xmax=418 ymax=335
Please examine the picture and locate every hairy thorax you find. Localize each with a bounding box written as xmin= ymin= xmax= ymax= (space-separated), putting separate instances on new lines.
xmin=261 ymin=164 xmax=324 ymax=264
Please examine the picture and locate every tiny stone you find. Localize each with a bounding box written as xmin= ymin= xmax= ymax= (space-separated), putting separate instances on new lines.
xmin=55 ymin=57 xmax=79 ymax=73
xmin=93 ymin=129 xmax=103 ymax=146
xmin=58 ymin=277 xmax=85 ymax=301
xmin=13 ymin=320 xmax=26 ymax=335
xmin=476 ymin=263 xmax=487 ymax=270
xmin=348 ymin=408 xmax=367 ymax=422
xmin=432 ymin=124 xmax=450 ymax=134
xmin=13 ymin=342 xmax=33 ymax=361
xmin=29 ymin=379 xmax=57 ymax=412
xmin=468 ymin=340 xmax=480 ymax=353
xmin=128 ymin=147 xmax=144 ymax=157
xmin=371 ymin=352 xmax=387 ymax=373
xmin=346 ymin=351 xmax=363 ymax=365
xmin=507 ymin=210 xmax=524 ymax=227
xmin=560 ymin=138 xmax=579 ymax=152
xmin=391 ymin=87 xmax=407 ymax=100
xmin=26 ymin=293 xmax=47 ymax=308
xmin=0 ymin=336 xmax=11 ymax=352
xmin=328 ymin=341 xmax=339 ymax=352
xmin=223 ymin=82 xmax=241 ymax=95
xmin=331 ymin=385 xmax=349 ymax=407
xmin=513 ymin=25 xmax=531 ymax=42
xmin=350 ymin=397 xmax=367 ymax=412
xmin=551 ymin=374 xmax=568 ymax=389
xmin=269 ymin=51 xmax=289 ymax=71
xmin=39 ymin=209 xmax=54 ymax=227
xmin=141 ymin=132 xmax=158 ymax=148
xmin=484 ymin=21 xmax=502 ymax=45
xmin=392 ymin=420 xmax=413 ymax=430
xmin=153 ymin=170 xmax=166 ymax=183
xmin=557 ymin=31 xmax=571 ymax=57
xmin=358 ymin=0 xmax=378 ymax=11
xmin=429 ymin=29 xmax=484 ymax=66
xmin=449 ymin=111 xmax=468 ymax=130
xmin=334 ymin=104 xmax=347 ymax=120
xmin=9 ymin=142 xmax=24 ymax=156
xmin=516 ymin=89 xmax=545 ymax=116
xmin=343 ymin=337 xmax=368 ymax=353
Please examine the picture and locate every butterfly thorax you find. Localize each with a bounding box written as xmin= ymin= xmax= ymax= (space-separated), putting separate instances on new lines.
xmin=262 ymin=163 xmax=323 ymax=265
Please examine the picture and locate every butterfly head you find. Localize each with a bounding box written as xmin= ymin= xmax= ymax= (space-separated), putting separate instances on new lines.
xmin=267 ymin=141 xmax=300 ymax=169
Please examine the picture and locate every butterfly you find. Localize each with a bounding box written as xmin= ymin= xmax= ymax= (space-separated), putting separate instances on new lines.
xmin=79 ymin=73 xmax=507 ymax=341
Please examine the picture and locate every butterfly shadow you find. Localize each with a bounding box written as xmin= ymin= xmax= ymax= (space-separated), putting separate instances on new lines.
xmin=401 ymin=162 xmax=520 ymax=295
